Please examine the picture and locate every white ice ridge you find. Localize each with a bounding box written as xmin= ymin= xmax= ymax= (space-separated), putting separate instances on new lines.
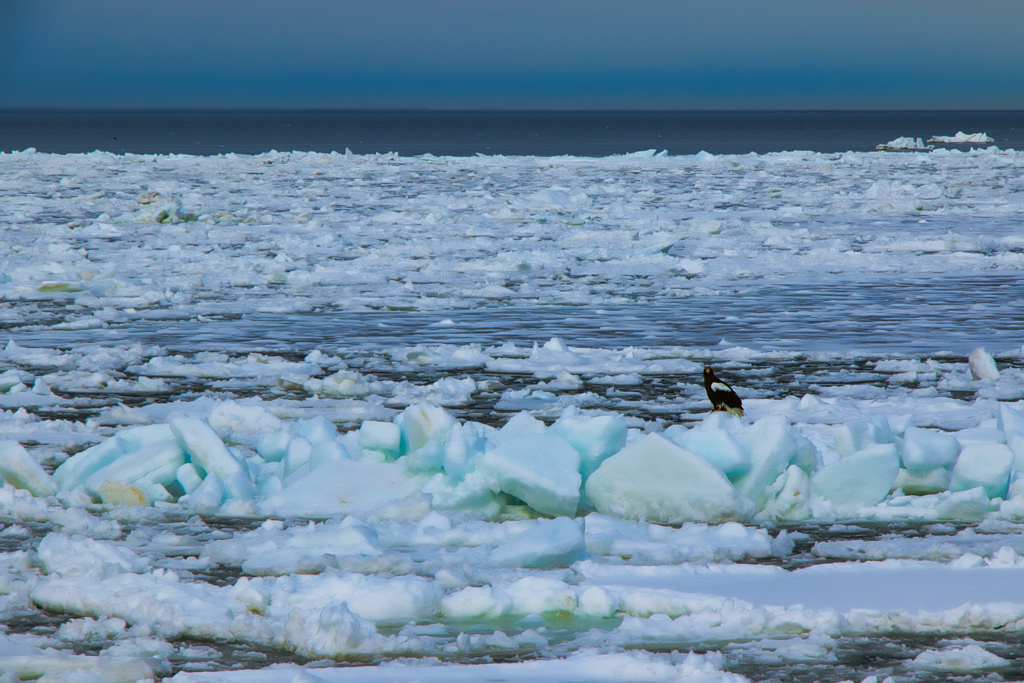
xmin=928 ymin=132 xmax=995 ymax=144
xmin=2 ymin=146 xmax=1024 ymax=321
xmin=1 ymin=389 xmax=1021 ymax=525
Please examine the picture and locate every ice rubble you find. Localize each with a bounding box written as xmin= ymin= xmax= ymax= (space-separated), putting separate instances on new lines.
xmin=6 ymin=388 xmax=1024 ymax=675
xmin=876 ymin=137 xmax=933 ymax=151
xmin=0 ymin=634 xmax=166 ymax=683
xmin=3 ymin=147 xmax=1024 ymax=325
xmin=0 ymin=389 xmax=1018 ymax=525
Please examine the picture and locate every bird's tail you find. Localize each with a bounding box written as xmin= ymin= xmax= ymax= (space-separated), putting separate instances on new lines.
xmin=726 ymin=407 xmax=745 ymax=417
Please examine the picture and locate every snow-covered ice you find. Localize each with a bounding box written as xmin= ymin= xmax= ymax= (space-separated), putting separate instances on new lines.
xmin=2 ymin=145 xmax=1023 ymax=327
xmin=928 ymin=131 xmax=996 ymax=144
xmin=2 ymin=146 xmax=1024 ymax=681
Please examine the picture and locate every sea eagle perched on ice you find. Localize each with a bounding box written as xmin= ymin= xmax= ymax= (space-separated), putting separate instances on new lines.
xmin=703 ymin=367 xmax=745 ymax=416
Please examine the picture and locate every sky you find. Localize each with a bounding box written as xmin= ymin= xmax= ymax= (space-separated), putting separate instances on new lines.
xmin=2 ymin=0 xmax=1024 ymax=110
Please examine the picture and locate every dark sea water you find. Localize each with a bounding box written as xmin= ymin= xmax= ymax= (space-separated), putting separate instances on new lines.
xmin=9 ymin=274 xmax=1023 ymax=356
xmin=1 ymin=110 xmax=1022 ymax=157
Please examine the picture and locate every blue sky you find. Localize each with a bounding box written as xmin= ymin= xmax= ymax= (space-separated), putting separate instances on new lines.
xmin=2 ymin=0 xmax=1023 ymax=110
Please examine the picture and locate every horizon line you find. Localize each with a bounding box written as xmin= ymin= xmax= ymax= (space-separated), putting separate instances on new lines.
xmin=3 ymin=107 xmax=1024 ymax=114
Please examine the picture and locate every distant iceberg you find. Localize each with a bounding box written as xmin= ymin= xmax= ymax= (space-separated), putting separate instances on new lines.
xmin=928 ymin=131 xmax=994 ymax=144
xmin=876 ymin=136 xmax=933 ymax=151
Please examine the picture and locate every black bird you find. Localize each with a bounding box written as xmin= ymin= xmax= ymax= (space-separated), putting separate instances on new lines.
xmin=703 ymin=367 xmax=745 ymax=416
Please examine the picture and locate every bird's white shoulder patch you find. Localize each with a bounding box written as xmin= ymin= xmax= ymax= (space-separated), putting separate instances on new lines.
xmin=710 ymin=382 xmax=731 ymax=392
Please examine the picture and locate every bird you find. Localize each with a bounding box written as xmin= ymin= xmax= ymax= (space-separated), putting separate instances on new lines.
xmin=703 ymin=367 xmax=745 ymax=416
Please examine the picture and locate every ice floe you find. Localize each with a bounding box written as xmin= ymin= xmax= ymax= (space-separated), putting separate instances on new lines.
xmin=928 ymin=132 xmax=995 ymax=144
xmin=876 ymin=137 xmax=933 ymax=151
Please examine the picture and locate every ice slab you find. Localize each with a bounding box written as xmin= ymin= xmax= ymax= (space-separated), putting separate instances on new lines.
xmin=396 ymin=403 xmax=456 ymax=455
xmin=579 ymin=560 xmax=1024 ymax=613
xmin=731 ymin=417 xmax=801 ymax=508
xmin=486 ymin=516 xmax=585 ymax=568
xmin=0 ymin=440 xmax=56 ymax=497
xmin=583 ymin=513 xmax=781 ymax=563
xmin=259 ymin=459 xmax=430 ymax=518
xmin=893 ymin=467 xmax=952 ymax=495
xmin=116 ymin=424 xmax=176 ymax=452
xmin=586 ymin=434 xmax=754 ymax=525
xmin=170 ymin=415 xmax=253 ymax=501
xmin=954 ymin=427 xmax=1006 ymax=445
xmin=293 ymin=415 xmax=337 ymax=445
xmin=232 ymin=521 xmax=385 ymax=576
xmin=833 ymin=415 xmax=893 ymax=458
xmin=479 ymin=433 xmax=581 ymax=517
xmin=83 ymin=439 xmax=184 ymax=500
xmin=36 ymin=533 xmax=150 ymax=579
xmin=53 ymin=437 xmax=126 ymax=492
xmin=902 ymin=427 xmax=960 ymax=469
xmin=968 ymin=347 xmax=1000 ymax=380
xmin=550 ymin=412 xmax=627 ymax=480
xmin=441 ymin=421 xmax=492 ymax=480
xmin=678 ymin=428 xmax=751 ymax=477
xmin=810 ymin=443 xmax=900 ymax=510
xmin=281 ymin=437 xmax=313 ymax=479
xmin=309 ymin=441 xmax=350 ymax=471
xmin=187 ymin=471 xmax=226 ymax=514
xmin=937 ymin=487 xmax=991 ymax=521
xmin=359 ymin=421 xmax=400 ymax=459
xmin=999 ymin=404 xmax=1024 ymax=440
xmin=256 ymin=431 xmax=291 ymax=462
xmin=949 ymin=443 xmax=1014 ymax=499
xmin=176 ymin=462 xmax=203 ymax=494
xmin=209 ymin=401 xmax=284 ymax=444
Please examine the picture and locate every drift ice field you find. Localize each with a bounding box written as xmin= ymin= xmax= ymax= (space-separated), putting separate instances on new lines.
xmin=1 ymin=145 xmax=1024 ymax=682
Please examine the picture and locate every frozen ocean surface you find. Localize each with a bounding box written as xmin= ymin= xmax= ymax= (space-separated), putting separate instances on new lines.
xmin=2 ymin=143 xmax=1024 ymax=682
